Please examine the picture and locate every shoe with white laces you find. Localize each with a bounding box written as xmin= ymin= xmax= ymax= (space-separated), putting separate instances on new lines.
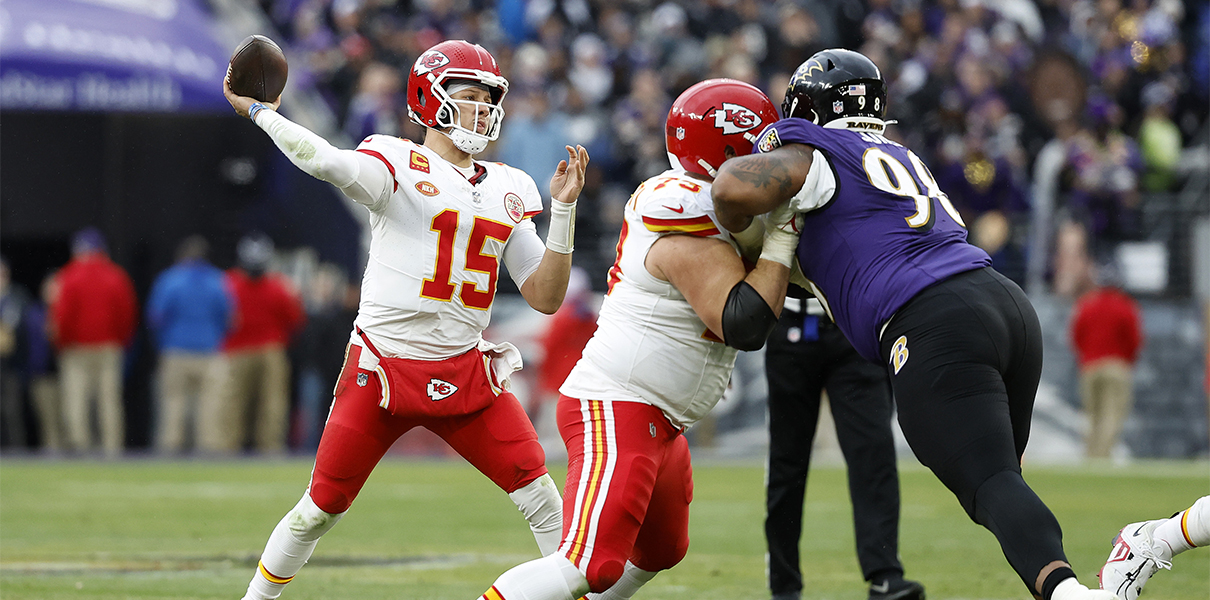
xmin=1099 ymin=520 xmax=1173 ymax=599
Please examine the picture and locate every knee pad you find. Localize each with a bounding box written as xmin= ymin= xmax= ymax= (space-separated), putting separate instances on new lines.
xmin=308 ymin=479 xmax=354 ymax=515
xmin=287 ymin=492 xmax=345 ymax=543
xmin=584 ymin=557 xmax=626 ymax=593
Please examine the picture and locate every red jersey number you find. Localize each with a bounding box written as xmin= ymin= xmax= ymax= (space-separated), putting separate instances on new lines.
xmin=420 ymin=209 xmax=513 ymax=310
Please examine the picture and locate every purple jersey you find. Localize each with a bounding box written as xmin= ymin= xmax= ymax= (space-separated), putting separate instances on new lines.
xmin=756 ymin=118 xmax=991 ymax=362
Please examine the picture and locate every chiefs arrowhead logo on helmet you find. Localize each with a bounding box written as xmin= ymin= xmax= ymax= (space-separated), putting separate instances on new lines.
xmin=710 ymin=102 xmax=763 ymax=136
xmin=666 ymin=79 xmax=778 ymax=178
xmin=413 ymin=50 xmax=451 ymax=76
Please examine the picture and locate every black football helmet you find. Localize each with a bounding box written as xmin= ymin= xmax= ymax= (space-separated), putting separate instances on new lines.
xmin=782 ymin=49 xmax=888 ymax=125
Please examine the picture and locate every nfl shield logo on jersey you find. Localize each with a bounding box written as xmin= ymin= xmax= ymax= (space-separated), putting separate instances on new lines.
xmin=427 ymin=378 xmax=458 ymax=401
xmin=357 ymin=373 xmax=368 ymax=387
xmin=832 ymin=100 xmax=845 ymax=114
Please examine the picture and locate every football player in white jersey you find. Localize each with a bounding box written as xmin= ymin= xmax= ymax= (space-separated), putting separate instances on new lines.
xmin=474 ymin=80 xmax=799 ymax=600
xmin=224 ymin=39 xmax=588 ymax=600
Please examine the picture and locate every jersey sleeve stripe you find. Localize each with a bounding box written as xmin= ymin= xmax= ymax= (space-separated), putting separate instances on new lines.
xmin=641 ymin=215 xmax=721 ymax=236
xmin=641 ymin=214 xmax=715 ymax=227
xmin=356 ymin=148 xmax=399 ymax=192
xmin=522 ymin=209 xmax=543 ymax=219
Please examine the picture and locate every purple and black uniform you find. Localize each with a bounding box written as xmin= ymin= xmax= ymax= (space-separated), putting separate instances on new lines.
xmin=755 ymin=117 xmax=1078 ymax=595
xmin=754 ymin=118 xmax=990 ymax=363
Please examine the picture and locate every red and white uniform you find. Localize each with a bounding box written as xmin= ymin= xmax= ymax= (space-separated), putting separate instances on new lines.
xmin=312 ymin=135 xmax=550 ymax=513
xmin=555 ymin=168 xmax=740 ymax=589
xmin=350 ymin=135 xmax=544 ymax=360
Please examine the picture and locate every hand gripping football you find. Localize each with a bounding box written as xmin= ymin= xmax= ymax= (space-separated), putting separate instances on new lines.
xmin=227 ymin=35 xmax=288 ymax=102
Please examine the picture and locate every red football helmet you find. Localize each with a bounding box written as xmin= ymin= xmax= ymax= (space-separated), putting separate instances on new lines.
xmin=407 ymin=40 xmax=509 ymax=154
xmin=666 ymin=79 xmax=778 ymax=178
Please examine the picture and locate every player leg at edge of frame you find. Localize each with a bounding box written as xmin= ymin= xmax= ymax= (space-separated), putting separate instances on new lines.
xmin=1099 ymin=495 xmax=1209 ymax=600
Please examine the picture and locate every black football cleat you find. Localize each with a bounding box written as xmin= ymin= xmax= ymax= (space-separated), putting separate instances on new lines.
xmin=868 ymin=577 xmax=925 ymax=600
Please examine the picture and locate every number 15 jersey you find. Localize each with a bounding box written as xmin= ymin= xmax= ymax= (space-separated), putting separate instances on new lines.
xmin=560 ymin=168 xmax=739 ymax=429
xmin=351 ymin=136 xmax=546 ymax=360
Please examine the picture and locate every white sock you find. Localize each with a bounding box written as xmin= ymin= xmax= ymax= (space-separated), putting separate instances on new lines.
xmin=1050 ymin=576 xmax=1113 ymax=600
xmin=480 ymin=553 xmax=590 ymax=600
xmin=243 ymin=493 xmax=344 ymax=600
xmin=1153 ymin=495 xmax=1209 ymax=559
xmin=586 ymin=561 xmax=656 ymax=600
xmin=509 ymin=474 xmax=564 ymax=556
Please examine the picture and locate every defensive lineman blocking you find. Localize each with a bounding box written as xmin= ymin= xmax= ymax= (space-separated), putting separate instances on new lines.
xmin=712 ymin=48 xmax=1116 ymax=600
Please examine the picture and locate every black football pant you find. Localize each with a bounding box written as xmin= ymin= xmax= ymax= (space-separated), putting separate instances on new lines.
xmin=880 ymin=267 xmax=1068 ymax=595
xmin=765 ymin=310 xmax=904 ymax=596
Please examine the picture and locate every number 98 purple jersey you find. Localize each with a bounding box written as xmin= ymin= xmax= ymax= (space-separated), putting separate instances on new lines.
xmin=756 ymin=118 xmax=991 ymax=363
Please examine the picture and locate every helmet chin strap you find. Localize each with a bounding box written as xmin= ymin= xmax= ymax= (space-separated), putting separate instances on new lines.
xmin=443 ymin=127 xmax=489 ymax=155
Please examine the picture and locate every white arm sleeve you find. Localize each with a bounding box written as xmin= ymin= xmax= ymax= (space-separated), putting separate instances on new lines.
xmin=502 ymin=219 xmax=546 ymax=289
xmin=254 ymin=110 xmax=392 ymax=207
xmin=789 ymin=149 xmax=837 ymax=212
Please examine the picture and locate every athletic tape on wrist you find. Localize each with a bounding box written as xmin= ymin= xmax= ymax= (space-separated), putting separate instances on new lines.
xmin=760 ymin=229 xmax=798 ymax=268
xmin=545 ymin=199 xmax=576 ymax=254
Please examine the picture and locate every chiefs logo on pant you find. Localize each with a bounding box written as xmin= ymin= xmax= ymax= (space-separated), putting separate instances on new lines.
xmin=427 ymin=378 xmax=458 ymax=401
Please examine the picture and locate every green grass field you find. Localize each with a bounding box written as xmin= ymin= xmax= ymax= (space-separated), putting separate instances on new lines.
xmin=1 ymin=457 xmax=1207 ymax=600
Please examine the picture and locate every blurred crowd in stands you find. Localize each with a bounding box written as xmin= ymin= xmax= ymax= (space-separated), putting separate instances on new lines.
xmin=0 ymin=0 xmax=1206 ymax=456
xmin=261 ymin=0 xmax=1207 ymax=293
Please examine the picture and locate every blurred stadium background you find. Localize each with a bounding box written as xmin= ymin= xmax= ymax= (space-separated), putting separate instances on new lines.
xmin=1 ymin=0 xmax=1207 ymax=459
xmin=1 ymin=1 xmax=1209 ymax=599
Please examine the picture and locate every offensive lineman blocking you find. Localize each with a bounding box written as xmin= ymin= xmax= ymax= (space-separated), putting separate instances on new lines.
xmin=224 ymin=40 xmax=587 ymax=600
xmin=477 ymin=80 xmax=800 ymax=600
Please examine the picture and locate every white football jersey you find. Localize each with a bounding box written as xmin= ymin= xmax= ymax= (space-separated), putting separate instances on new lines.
xmin=560 ymin=168 xmax=740 ymax=428
xmin=349 ymin=136 xmax=545 ymax=360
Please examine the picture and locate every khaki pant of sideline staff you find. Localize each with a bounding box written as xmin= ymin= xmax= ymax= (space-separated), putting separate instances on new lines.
xmin=223 ymin=345 xmax=290 ymax=454
xmin=31 ymin=375 xmax=61 ymax=451
xmin=156 ymin=351 xmax=229 ymax=453
xmin=59 ymin=344 xmax=124 ymax=457
xmin=1080 ymin=358 xmax=1134 ymax=459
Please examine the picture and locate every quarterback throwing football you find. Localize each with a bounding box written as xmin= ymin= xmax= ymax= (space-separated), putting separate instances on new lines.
xmin=477 ymin=79 xmax=800 ymax=600
xmin=224 ymin=39 xmax=587 ymax=600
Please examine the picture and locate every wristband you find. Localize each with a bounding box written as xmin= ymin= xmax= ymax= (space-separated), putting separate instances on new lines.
xmin=760 ymin=226 xmax=799 ymax=268
xmin=248 ymin=102 xmax=267 ymax=123
xmin=545 ymin=199 xmax=577 ymax=254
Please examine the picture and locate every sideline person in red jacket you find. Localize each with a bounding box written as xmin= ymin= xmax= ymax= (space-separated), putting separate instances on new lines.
xmin=50 ymin=228 xmax=137 ymax=457
xmin=1070 ymin=263 xmax=1143 ymax=459
xmin=222 ymin=233 xmax=305 ymax=454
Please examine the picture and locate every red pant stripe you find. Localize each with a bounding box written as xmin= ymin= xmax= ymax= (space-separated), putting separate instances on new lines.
xmin=567 ymin=399 xmax=613 ymax=566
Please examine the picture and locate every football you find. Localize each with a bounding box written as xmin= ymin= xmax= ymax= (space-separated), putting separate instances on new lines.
xmin=227 ymin=35 xmax=288 ymax=102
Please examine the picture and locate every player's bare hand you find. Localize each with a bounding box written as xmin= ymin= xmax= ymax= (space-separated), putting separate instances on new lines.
xmin=550 ymin=145 xmax=589 ymax=205
xmin=223 ymin=66 xmax=281 ymax=119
